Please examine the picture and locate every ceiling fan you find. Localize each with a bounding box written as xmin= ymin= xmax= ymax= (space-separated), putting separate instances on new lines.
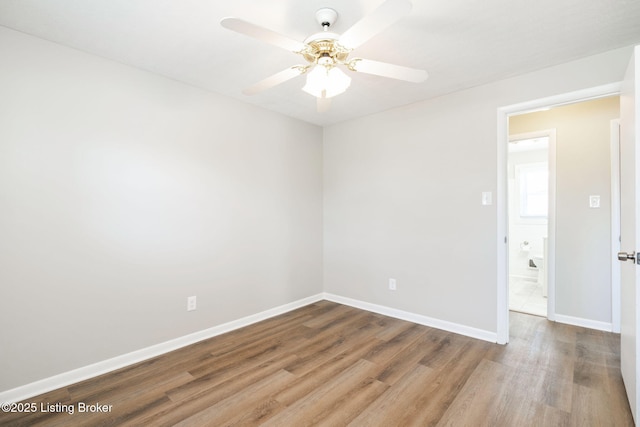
xmin=220 ymin=0 xmax=428 ymax=112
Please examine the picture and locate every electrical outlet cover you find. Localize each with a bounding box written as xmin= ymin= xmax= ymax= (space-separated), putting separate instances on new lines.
xmin=187 ymin=296 xmax=197 ymax=311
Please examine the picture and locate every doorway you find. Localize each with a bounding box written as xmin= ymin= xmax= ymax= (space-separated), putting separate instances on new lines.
xmin=496 ymin=84 xmax=622 ymax=344
xmin=507 ymin=131 xmax=554 ymax=318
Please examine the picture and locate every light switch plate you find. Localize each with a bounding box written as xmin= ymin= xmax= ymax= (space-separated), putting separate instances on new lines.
xmin=589 ymin=195 xmax=600 ymax=208
xmin=482 ymin=191 xmax=493 ymax=206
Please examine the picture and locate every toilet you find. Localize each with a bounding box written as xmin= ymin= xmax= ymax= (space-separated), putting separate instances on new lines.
xmin=532 ymin=253 xmax=545 ymax=295
xmin=532 ymin=237 xmax=548 ymax=297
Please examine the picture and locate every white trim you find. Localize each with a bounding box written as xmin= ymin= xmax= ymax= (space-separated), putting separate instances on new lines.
xmin=0 ymin=294 xmax=325 ymax=404
xmin=611 ymin=118 xmax=622 ymax=333
xmin=499 ymin=83 xmax=622 ymax=117
xmin=497 ymin=107 xmax=509 ymax=344
xmin=554 ymin=314 xmax=613 ymax=332
xmin=509 ymin=274 xmax=539 ymax=281
xmin=497 ymin=82 xmax=622 ymax=344
xmin=548 ymin=130 xmax=557 ymax=323
xmin=323 ymin=293 xmax=498 ymax=343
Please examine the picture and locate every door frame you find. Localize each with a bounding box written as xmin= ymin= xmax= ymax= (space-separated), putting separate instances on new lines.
xmin=496 ymin=82 xmax=621 ymax=344
xmin=612 ymin=118 xmax=622 ymax=333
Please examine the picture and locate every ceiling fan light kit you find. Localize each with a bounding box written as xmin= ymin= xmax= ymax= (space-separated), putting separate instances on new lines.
xmin=302 ymin=65 xmax=351 ymax=98
xmin=220 ymin=0 xmax=427 ymax=112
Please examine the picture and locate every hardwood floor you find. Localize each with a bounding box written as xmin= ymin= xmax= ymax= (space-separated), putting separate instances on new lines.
xmin=1 ymin=301 xmax=633 ymax=426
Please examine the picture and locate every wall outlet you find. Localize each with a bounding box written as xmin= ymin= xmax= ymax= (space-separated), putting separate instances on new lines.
xmin=589 ymin=195 xmax=601 ymax=208
xmin=389 ymin=278 xmax=397 ymax=291
xmin=187 ymin=296 xmax=197 ymax=311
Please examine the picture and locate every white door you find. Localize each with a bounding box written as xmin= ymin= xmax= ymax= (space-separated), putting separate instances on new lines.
xmin=620 ymin=45 xmax=640 ymax=422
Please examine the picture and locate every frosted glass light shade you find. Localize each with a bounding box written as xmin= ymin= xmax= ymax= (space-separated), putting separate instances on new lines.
xmin=302 ymin=66 xmax=351 ymax=98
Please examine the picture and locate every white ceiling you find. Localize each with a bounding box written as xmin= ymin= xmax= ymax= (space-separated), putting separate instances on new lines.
xmin=1 ymin=0 xmax=640 ymax=126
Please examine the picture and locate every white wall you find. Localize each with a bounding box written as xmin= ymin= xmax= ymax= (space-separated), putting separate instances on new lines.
xmin=323 ymin=46 xmax=633 ymax=335
xmin=0 ymin=27 xmax=323 ymax=392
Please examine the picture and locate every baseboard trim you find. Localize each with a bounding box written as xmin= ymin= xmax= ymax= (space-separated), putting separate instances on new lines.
xmin=509 ymin=274 xmax=538 ymax=281
xmin=2 ymin=292 xmax=503 ymax=403
xmin=0 ymin=293 xmax=325 ymax=404
xmin=323 ymin=293 xmax=498 ymax=343
xmin=554 ymin=314 xmax=613 ymax=332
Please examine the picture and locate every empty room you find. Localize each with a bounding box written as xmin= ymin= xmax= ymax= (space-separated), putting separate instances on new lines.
xmin=2 ymin=0 xmax=640 ymax=425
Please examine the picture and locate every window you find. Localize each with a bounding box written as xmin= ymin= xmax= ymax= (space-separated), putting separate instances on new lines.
xmin=517 ymin=163 xmax=548 ymax=218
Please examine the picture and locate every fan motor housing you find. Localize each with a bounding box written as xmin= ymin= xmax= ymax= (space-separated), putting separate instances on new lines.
xmin=302 ymin=38 xmax=350 ymax=65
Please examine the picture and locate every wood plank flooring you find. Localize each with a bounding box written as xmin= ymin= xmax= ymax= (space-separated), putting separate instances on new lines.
xmin=0 ymin=301 xmax=633 ymax=426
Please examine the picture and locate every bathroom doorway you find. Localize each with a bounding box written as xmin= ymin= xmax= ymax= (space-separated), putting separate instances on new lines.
xmin=507 ymin=131 xmax=555 ymax=317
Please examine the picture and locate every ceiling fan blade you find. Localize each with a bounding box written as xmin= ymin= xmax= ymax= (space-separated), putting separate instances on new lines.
xmin=221 ymin=17 xmax=305 ymax=52
xmin=317 ymin=92 xmax=331 ymax=113
xmin=339 ymin=0 xmax=412 ymax=49
xmin=242 ymin=66 xmax=307 ymax=95
xmin=350 ymin=58 xmax=427 ymax=83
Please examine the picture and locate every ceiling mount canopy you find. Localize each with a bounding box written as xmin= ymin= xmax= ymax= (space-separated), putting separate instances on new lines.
xmin=315 ymin=7 xmax=338 ymax=30
xmin=220 ymin=0 xmax=428 ymax=112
